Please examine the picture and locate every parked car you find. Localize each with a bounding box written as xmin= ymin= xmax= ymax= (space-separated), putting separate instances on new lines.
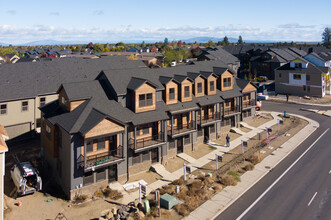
xmin=256 ymin=76 xmax=268 ymax=82
xmin=171 ymin=61 xmax=177 ymax=66
xmin=10 ymin=155 xmax=42 ymax=196
xmin=257 ymin=93 xmax=269 ymax=101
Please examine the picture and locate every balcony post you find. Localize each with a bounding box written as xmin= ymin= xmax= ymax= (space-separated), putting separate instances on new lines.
xmin=171 ymin=115 xmax=174 ymax=136
xmin=84 ymin=139 xmax=87 ymax=169
xmin=134 ymin=126 xmax=137 ymax=150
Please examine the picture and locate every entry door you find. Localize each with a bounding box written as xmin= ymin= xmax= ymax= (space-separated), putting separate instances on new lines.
xmin=177 ymin=137 xmax=183 ymax=154
xmin=231 ymin=116 xmax=236 ymax=127
xmin=108 ymin=164 xmax=117 ymax=183
xmin=204 ymin=127 xmax=209 ymax=141
xmin=151 ymin=148 xmax=158 ymax=164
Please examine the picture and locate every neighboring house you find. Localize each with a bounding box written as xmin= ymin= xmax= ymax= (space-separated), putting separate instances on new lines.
xmin=56 ymin=50 xmax=72 ymax=58
xmin=39 ymin=60 xmax=257 ymax=199
xmin=197 ymin=48 xmax=241 ymax=75
xmin=127 ymin=47 xmax=143 ymax=53
xmin=0 ymin=56 xmax=147 ymax=140
xmin=0 ymin=125 xmax=9 ymax=220
xmin=275 ymin=57 xmax=330 ymax=97
xmin=304 ymin=52 xmax=331 ymax=68
xmin=3 ymin=54 xmax=20 ymax=63
xmin=0 ymin=56 xmax=3 ymax=65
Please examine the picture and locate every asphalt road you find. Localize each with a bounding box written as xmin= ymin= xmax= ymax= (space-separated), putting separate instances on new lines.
xmin=215 ymin=101 xmax=331 ymax=220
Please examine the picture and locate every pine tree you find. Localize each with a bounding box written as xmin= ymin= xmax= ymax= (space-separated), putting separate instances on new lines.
xmin=238 ymin=36 xmax=243 ymax=44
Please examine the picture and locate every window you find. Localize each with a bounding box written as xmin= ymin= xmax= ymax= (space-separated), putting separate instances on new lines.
xmin=243 ymin=95 xmax=248 ymax=101
xmin=293 ymin=74 xmax=301 ymax=80
xmin=303 ymin=85 xmax=306 ymax=91
xmin=306 ymin=75 xmax=310 ymax=81
xmin=86 ymin=141 xmax=93 ymax=153
xmin=83 ymin=171 xmax=94 ymax=186
xmin=294 ymin=63 xmax=302 ymax=68
xmin=97 ymin=138 xmax=106 ymax=150
xmin=0 ymin=104 xmax=7 ymax=115
xmin=142 ymin=124 xmax=149 ymax=135
xmin=40 ymin=97 xmax=46 ymax=107
xmin=223 ymin=77 xmax=231 ymax=87
xmin=168 ymin=138 xmax=175 ymax=149
xmin=139 ymin=93 xmax=153 ymax=107
xmin=96 ymin=168 xmax=106 ymax=182
xmin=308 ymin=86 xmax=310 ymax=92
xmin=184 ymin=86 xmax=190 ymax=97
xmin=169 ymin=88 xmax=175 ymax=100
xmin=279 ymin=73 xmax=282 ymax=78
xmin=22 ymin=101 xmax=28 ymax=111
xmin=61 ymin=96 xmax=66 ymax=104
xmin=46 ymin=124 xmax=51 ymax=139
xmin=142 ymin=151 xmax=150 ymax=162
xmin=197 ymin=127 xmax=203 ymax=137
xmin=132 ymin=153 xmax=141 ymax=165
xmin=225 ymin=100 xmax=231 ymax=107
xmin=197 ymin=82 xmax=203 ymax=93
xmin=210 ymin=81 xmax=215 ymax=91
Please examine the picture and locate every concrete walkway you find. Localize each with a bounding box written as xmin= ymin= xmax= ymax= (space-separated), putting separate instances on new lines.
xmin=230 ymin=127 xmax=246 ymax=135
xmin=115 ymin=111 xmax=317 ymax=211
xmin=240 ymin=122 xmax=256 ymax=130
xmin=184 ymin=113 xmax=319 ymax=220
xmin=177 ymin=153 xmax=197 ymax=163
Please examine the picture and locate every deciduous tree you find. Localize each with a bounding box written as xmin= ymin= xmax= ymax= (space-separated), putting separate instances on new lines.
xmin=322 ymin=27 xmax=331 ymax=47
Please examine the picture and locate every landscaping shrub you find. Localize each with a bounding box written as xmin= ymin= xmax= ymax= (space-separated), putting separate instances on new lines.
xmin=175 ymin=204 xmax=190 ymax=217
xmin=103 ymin=187 xmax=123 ymax=200
xmin=244 ymin=163 xmax=255 ymax=171
xmin=173 ymin=178 xmax=185 ymax=186
xmin=202 ymin=176 xmax=216 ymax=188
xmin=73 ymin=193 xmax=88 ymax=203
xmin=93 ymin=189 xmax=104 ymax=198
xmin=247 ymin=153 xmax=261 ymax=165
xmin=228 ymin=171 xmax=241 ymax=182
xmin=213 ymin=183 xmax=223 ymax=192
xmin=220 ymin=175 xmax=237 ymax=186
xmin=159 ymin=184 xmax=176 ymax=195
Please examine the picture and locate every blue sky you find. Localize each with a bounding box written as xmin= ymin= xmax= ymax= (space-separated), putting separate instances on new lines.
xmin=1 ymin=0 xmax=330 ymax=44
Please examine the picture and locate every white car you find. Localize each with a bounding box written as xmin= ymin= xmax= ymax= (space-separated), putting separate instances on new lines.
xmin=257 ymin=94 xmax=269 ymax=101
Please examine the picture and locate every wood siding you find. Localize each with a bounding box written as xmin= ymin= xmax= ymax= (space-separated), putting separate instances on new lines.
xmin=219 ymin=70 xmax=234 ymax=91
xmin=242 ymin=83 xmax=257 ymax=93
xmin=165 ymin=81 xmax=178 ymax=105
xmin=85 ymin=118 xmax=124 ymax=139
xmin=194 ymin=76 xmax=205 ymax=97
xmin=206 ymin=75 xmax=217 ymax=95
xmin=70 ymin=100 xmax=86 ymax=111
xmin=134 ymin=83 xmax=156 ymax=113
xmin=180 ymin=79 xmax=193 ymax=102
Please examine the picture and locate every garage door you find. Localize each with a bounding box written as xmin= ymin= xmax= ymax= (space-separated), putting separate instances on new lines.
xmin=5 ymin=122 xmax=32 ymax=139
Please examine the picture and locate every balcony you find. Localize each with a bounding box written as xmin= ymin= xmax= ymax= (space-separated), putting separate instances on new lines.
xmin=224 ymin=105 xmax=240 ymax=116
xmin=242 ymin=99 xmax=256 ymax=109
xmin=78 ymin=146 xmax=123 ymax=170
xmin=129 ymin=132 xmax=165 ymax=152
xmin=168 ymin=120 xmax=196 ymax=137
xmin=198 ymin=112 xmax=221 ymax=126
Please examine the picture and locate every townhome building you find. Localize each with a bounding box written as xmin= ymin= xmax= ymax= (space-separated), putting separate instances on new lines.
xmin=39 ymin=61 xmax=257 ymax=199
xmin=0 ymin=125 xmax=8 ymax=220
xmin=0 ymin=56 xmax=146 ymax=140
xmin=275 ymin=57 xmax=330 ymax=97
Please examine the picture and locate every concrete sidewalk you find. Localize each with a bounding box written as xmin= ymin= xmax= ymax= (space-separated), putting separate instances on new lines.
xmin=184 ymin=113 xmax=319 ymax=220
xmin=117 ymin=111 xmax=289 ymax=205
xmin=269 ymin=97 xmax=331 ymax=107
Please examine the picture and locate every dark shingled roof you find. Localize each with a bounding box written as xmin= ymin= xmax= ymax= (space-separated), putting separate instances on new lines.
xmin=127 ymin=77 xmax=157 ymax=91
xmin=276 ymin=62 xmax=326 ymax=74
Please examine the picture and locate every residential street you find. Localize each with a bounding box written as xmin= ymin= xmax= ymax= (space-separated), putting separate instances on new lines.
xmin=215 ymin=101 xmax=331 ymax=220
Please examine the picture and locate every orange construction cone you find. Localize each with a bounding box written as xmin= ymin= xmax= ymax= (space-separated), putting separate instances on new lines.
xmin=17 ymin=201 xmax=22 ymax=207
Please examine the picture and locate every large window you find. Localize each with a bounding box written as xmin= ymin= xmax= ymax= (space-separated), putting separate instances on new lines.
xmin=210 ymin=81 xmax=215 ymax=91
xmin=169 ymin=88 xmax=175 ymax=100
xmin=184 ymin=86 xmax=190 ymax=97
xmin=293 ymin=74 xmax=301 ymax=80
xmin=184 ymin=135 xmax=190 ymax=145
xmin=0 ymin=104 xmax=7 ymax=115
xmin=97 ymin=138 xmax=106 ymax=150
xmin=139 ymin=93 xmax=153 ymax=107
xmin=21 ymin=101 xmax=28 ymax=111
xmin=294 ymin=63 xmax=302 ymax=68
xmin=197 ymin=82 xmax=203 ymax=93
xmin=86 ymin=141 xmax=93 ymax=153
xmin=223 ymin=77 xmax=231 ymax=87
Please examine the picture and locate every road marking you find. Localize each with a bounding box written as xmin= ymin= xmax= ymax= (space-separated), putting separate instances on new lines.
xmin=236 ymin=128 xmax=329 ymax=220
xmin=308 ymin=192 xmax=318 ymax=206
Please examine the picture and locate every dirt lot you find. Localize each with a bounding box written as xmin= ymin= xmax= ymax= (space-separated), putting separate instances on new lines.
xmin=164 ymin=156 xmax=186 ymax=173
xmin=213 ymin=132 xmax=241 ymax=146
xmin=246 ymin=113 xmax=273 ymax=127
xmin=185 ymin=143 xmax=215 ymax=159
xmin=128 ymin=170 xmax=162 ymax=185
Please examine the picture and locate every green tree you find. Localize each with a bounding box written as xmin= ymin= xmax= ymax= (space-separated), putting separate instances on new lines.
xmin=93 ymin=43 xmax=104 ymax=52
xmin=223 ymin=36 xmax=229 ymax=45
xmin=322 ymin=27 xmax=331 ymax=47
xmin=171 ymin=40 xmax=178 ymax=48
xmin=206 ymin=40 xmax=215 ymax=47
xmin=164 ymin=37 xmax=169 ymax=45
xmin=0 ymin=47 xmax=18 ymax=57
xmin=141 ymin=41 xmax=146 ymax=48
xmin=238 ymin=36 xmax=243 ymax=44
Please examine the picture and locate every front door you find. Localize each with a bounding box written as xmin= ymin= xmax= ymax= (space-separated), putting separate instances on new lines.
xmin=108 ymin=164 xmax=117 ymax=183
xmin=177 ymin=137 xmax=183 ymax=154
xmin=204 ymin=127 xmax=209 ymax=142
xmin=151 ymin=148 xmax=158 ymax=164
xmin=231 ymin=116 xmax=236 ymax=127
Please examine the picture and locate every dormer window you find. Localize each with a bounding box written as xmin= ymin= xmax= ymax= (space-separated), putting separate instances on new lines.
xmin=184 ymin=86 xmax=190 ymax=97
xmin=197 ymin=83 xmax=203 ymax=93
xmin=223 ymin=77 xmax=231 ymax=87
xmin=169 ymin=88 xmax=175 ymax=100
xmin=210 ymin=81 xmax=215 ymax=91
xmin=139 ymin=93 xmax=153 ymax=107
xmin=61 ymin=96 xmax=66 ymax=104
xmin=294 ymin=63 xmax=302 ymax=68
xmin=293 ymin=74 xmax=301 ymax=80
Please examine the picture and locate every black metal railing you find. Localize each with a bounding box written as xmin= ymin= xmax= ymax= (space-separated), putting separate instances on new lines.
xmin=198 ymin=112 xmax=221 ymax=125
xmin=224 ymin=105 xmax=240 ymax=115
xmin=242 ymin=99 xmax=256 ymax=108
xmin=168 ymin=120 xmax=195 ymax=136
xmin=129 ymin=132 xmax=165 ymax=150
xmin=78 ymin=145 xmax=123 ymax=169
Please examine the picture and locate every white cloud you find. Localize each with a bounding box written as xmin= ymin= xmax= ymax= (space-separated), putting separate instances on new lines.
xmin=278 ymin=23 xmax=316 ymax=29
xmin=0 ymin=24 xmax=323 ymax=45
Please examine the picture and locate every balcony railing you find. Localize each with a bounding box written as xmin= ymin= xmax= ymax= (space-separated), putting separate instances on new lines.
xmin=198 ymin=112 xmax=221 ymax=125
xmin=224 ymin=105 xmax=240 ymax=115
xmin=168 ymin=120 xmax=195 ymax=136
xmin=129 ymin=132 xmax=165 ymax=150
xmin=242 ymin=99 xmax=256 ymax=108
xmin=78 ymin=145 xmax=123 ymax=169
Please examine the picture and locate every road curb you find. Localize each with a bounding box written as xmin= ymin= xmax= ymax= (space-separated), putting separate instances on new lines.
xmin=184 ymin=112 xmax=319 ymax=220
xmin=268 ymin=98 xmax=331 ymax=107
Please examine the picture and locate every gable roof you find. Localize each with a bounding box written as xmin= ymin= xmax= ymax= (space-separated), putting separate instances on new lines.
xmin=127 ymin=77 xmax=157 ymax=91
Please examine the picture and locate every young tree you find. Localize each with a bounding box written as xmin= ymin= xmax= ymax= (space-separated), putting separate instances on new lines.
xmin=164 ymin=37 xmax=169 ymax=45
xmin=206 ymin=40 xmax=215 ymax=47
xmin=178 ymin=40 xmax=183 ymax=48
xmin=322 ymin=27 xmax=331 ymax=47
xmin=223 ymin=36 xmax=229 ymax=45
xmin=238 ymin=35 xmax=243 ymax=44
xmin=171 ymin=40 xmax=178 ymax=48
xmin=141 ymin=41 xmax=146 ymax=48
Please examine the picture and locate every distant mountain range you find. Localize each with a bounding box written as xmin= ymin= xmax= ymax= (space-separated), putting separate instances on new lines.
xmin=0 ymin=42 xmax=9 ymax=46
